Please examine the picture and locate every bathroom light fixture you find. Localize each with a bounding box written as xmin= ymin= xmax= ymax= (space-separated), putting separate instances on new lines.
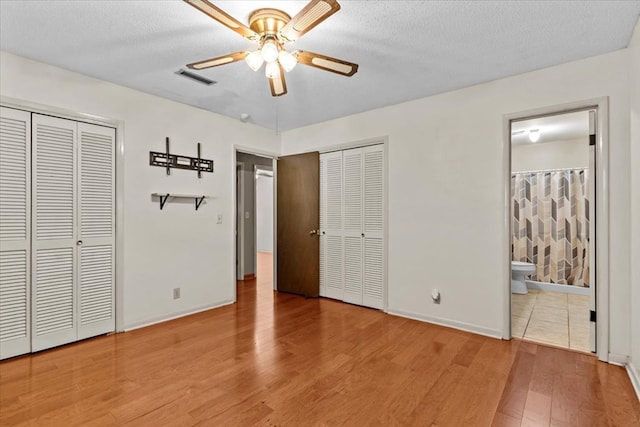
xmin=528 ymin=129 xmax=541 ymax=142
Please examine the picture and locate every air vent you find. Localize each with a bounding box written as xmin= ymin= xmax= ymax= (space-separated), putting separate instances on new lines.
xmin=175 ymin=69 xmax=216 ymax=86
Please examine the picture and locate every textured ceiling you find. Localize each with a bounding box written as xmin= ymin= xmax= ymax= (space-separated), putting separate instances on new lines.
xmin=1 ymin=1 xmax=639 ymax=131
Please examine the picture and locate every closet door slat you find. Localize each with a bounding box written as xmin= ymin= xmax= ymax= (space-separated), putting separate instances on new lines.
xmin=319 ymin=151 xmax=344 ymax=300
xmin=77 ymin=123 xmax=115 ymax=339
xmin=0 ymin=107 xmax=31 ymax=360
xmin=31 ymin=114 xmax=77 ymax=352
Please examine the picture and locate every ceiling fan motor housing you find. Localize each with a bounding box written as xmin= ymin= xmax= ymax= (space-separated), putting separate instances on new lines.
xmin=249 ymin=9 xmax=291 ymax=42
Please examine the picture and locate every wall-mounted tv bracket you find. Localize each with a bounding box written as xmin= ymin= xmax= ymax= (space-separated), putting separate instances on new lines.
xmin=149 ymin=137 xmax=214 ymax=177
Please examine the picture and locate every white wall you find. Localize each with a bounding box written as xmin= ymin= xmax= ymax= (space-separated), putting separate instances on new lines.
xmin=511 ymin=137 xmax=589 ymax=172
xmin=0 ymin=51 xmax=279 ymax=329
xmin=256 ymin=175 xmax=274 ymax=252
xmin=281 ymin=49 xmax=632 ymax=355
xmin=628 ymin=19 xmax=640 ymax=395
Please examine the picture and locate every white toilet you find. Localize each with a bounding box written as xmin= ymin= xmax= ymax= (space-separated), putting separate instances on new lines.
xmin=511 ymin=261 xmax=536 ymax=294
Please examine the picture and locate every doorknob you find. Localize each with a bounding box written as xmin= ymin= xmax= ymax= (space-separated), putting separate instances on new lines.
xmin=77 ymin=240 xmax=83 ymax=246
xmin=309 ymin=230 xmax=317 ymax=235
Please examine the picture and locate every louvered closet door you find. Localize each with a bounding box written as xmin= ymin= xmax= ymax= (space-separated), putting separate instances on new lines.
xmin=342 ymin=148 xmax=363 ymax=305
xmin=0 ymin=107 xmax=31 ymax=359
xmin=31 ymin=114 xmax=78 ymax=352
xmin=319 ymin=151 xmax=344 ymax=300
xmin=362 ymin=145 xmax=384 ymax=309
xmin=77 ymin=123 xmax=115 ymax=340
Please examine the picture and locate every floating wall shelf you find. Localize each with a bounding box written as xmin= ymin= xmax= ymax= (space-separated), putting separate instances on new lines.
xmin=151 ymin=193 xmax=209 ymax=210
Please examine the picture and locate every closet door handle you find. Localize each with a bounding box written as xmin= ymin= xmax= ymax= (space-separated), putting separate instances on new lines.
xmin=309 ymin=230 xmax=317 ymax=236
xmin=77 ymin=240 xmax=83 ymax=246
xmin=361 ymin=233 xmax=365 ymax=237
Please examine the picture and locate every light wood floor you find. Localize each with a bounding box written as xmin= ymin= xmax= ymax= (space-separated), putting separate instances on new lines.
xmin=1 ymin=255 xmax=639 ymax=426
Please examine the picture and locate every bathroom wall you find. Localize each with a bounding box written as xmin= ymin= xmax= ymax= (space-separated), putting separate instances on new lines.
xmin=511 ymin=137 xmax=589 ymax=172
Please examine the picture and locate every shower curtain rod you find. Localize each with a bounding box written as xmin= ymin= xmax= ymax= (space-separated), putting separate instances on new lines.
xmin=512 ymin=166 xmax=588 ymax=174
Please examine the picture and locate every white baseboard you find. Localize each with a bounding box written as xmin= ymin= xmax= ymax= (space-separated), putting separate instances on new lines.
xmin=608 ymin=353 xmax=628 ymax=366
xmin=123 ymin=300 xmax=234 ymax=332
xmin=525 ymin=280 xmax=589 ymax=295
xmin=627 ymin=362 xmax=640 ymax=402
xmin=386 ymin=309 xmax=503 ymax=339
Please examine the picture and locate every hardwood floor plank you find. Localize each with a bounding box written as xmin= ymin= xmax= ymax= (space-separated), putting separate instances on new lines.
xmin=1 ymin=254 xmax=638 ymax=425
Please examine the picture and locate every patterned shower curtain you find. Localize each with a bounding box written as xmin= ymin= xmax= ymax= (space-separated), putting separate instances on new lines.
xmin=512 ymin=169 xmax=590 ymax=287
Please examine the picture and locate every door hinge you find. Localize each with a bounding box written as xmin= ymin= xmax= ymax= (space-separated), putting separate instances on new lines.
xmin=589 ymin=134 xmax=596 ymax=146
xmin=590 ymin=310 xmax=597 ymax=322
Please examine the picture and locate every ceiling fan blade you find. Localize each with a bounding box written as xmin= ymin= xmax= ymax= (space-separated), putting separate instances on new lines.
xmin=269 ymin=65 xmax=288 ymax=97
xmin=187 ymin=51 xmax=247 ymax=70
xmin=280 ymin=0 xmax=341 ymax=42
xmin=183 ymin=0 xmax=258 ymax=40
xmin=296 ymin=51 xmax=358 ymax=76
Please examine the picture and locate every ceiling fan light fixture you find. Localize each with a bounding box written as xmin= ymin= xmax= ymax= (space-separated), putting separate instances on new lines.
xmin=265 ymin=61 xmax=281 ymax=79
xmin=260 ymin=37 xmax=279 ymax=63
xmin=278 ymin=50 xmax=298 ymax=72
xmin=245 ymin=50 xmax=264 ymax=71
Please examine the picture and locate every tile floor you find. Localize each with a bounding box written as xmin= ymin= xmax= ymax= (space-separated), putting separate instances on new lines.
xmin=512 ymin=289 xmax=591 ymax=352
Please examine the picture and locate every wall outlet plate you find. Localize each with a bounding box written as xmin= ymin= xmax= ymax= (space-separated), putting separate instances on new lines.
xmin=173 ymin=288 xmax=180 ymax=299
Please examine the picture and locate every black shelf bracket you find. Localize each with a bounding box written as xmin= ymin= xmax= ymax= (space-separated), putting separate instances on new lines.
xmin=195 ymin=196 xmax=205 ymax=211
xmin=159 ymin=194 xmax=170 ymax=210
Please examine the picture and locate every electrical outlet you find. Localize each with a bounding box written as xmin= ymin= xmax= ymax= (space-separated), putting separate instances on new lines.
xmin=173 ymin=288 xmax=180 ymax=299
xmin=217 ymin=213 xmax=223 ymax=224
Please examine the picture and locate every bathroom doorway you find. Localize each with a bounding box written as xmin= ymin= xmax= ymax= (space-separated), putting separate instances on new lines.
xmin=505 ymin=99 xmax=609 ymax=361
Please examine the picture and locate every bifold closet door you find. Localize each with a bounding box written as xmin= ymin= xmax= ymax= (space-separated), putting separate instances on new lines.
xmin=319 ymin=151 xmax=344 ymax=300
xmin=31 ymin=115 xmax=116 ymax=352
xmin=362 ymin=146 xmax=384 ymax=309
xmin=31 ymin=114 xmax=78 ymax=352
xmin=0 ymin=107 xmax=32 ymax=359
xmin=339 ymin=145 xmax=385 ymax=309
xmin=342 ymin=148 xmax=364 ymax=306
xmin=77 ymin=123 xmax=115 ymax=340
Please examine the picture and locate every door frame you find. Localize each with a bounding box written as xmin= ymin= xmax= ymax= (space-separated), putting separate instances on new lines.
xmin=233 ymin=146 xmax=278 ymax=301
xmin=1 ymin=95 xmax=125 ymax=333
xmin=236 ymin=162 xmax=245 ymax=281
xmin=502 ymin=97 xmax=610 ymax=362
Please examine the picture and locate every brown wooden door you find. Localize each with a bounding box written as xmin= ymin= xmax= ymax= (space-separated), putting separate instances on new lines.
xmin=276 ymin=152 xmax=320 ymax=297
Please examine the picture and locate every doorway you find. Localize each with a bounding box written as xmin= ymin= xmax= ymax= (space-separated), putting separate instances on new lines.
xmin=505 ymin=99 xmax=609 ymax=361
xmin=235 ymin=151 xmax=275 ymax=291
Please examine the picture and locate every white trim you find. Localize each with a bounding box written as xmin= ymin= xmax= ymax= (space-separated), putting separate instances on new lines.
xmin=236 ymin=145 xmax=279 ymax=159
xmin=525 ymin=280 xmax=590 ymax=296
xmin=387 ymin=309 xmax=503 ymax=340
xmin=608 ymin=353 xmax=628 ymax=366
xmin=284 ymin=136 xmax=388 ymax=156
xmin=503 ymin=97 xmax=610 ymax=362
xmin=627 ymin=362 xmax=640 ymax=401
xmin=236 ymin=161 xmax=245 ymax=286
xmin=0 ymin=96 xmax=126 ymax=333
xmin=123 ymin=300 xmax=234 ymax=332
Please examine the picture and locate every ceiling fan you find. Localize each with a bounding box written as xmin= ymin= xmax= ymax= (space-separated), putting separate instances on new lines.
xmin=183 ymin=0 xmax=359 ymax=97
